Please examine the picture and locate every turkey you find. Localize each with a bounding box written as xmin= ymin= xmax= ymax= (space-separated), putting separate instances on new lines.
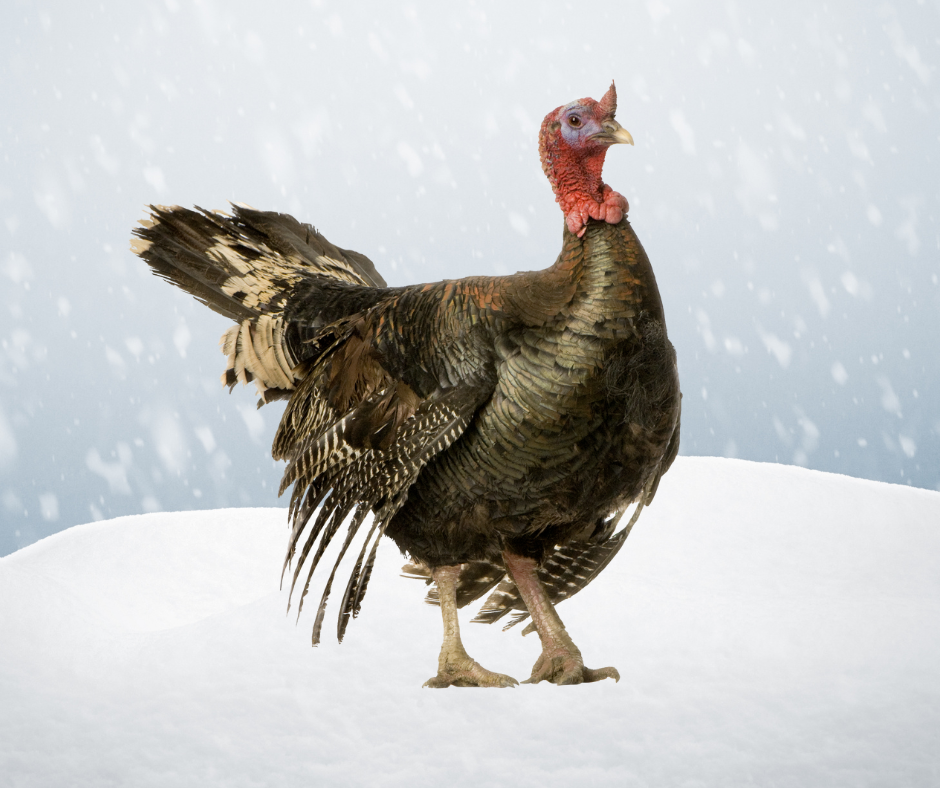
xmin=130 ymin=82 xmax=681 ymax=687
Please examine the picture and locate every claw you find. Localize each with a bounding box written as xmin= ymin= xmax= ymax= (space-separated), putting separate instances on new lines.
xmin=583 ymin=665 xmax=620 ymax=683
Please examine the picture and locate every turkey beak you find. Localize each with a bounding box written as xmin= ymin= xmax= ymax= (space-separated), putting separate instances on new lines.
xmin=601 ymin=119 xmax=634 ymax=146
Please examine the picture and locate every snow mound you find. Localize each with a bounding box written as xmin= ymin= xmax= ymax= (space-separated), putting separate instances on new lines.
xmin=2 ymin=458 xmax=939 ymax=787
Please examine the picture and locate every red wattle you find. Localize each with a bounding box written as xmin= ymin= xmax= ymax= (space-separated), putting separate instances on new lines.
xmin=561 ymin=187 xmax=629 ymax=237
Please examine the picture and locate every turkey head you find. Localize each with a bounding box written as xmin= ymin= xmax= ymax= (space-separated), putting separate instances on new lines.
xmin=538 ymin=82 xmax=634 ymax=236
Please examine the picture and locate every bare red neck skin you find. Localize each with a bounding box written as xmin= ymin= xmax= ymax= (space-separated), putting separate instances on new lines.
xmin=539 ymin=106 xmax=629 ymax=237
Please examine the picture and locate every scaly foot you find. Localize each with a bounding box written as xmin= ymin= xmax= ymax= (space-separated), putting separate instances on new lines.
xmin=522 ymin=629 xmax=620 ymax=685
xmin=524 ymin=647 xmax=620 ymax=685
xmin=424 ymin=659 xmax=519 ymax=689
xmin=424 ymin=650 xmax=518 ymax=688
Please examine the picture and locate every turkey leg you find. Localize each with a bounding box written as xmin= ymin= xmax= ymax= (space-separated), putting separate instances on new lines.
xmin=423 ymin=565 xmax=519 ymax=688
xmin=503 ymin=552 xmax=620 ymax=685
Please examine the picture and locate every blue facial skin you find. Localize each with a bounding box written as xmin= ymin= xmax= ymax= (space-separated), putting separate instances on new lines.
xmin=557 ymin=102 xmax=607 ymax=151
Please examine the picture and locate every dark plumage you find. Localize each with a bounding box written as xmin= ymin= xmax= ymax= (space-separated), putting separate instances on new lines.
xmin=130 ymin=83 xmax=681 ymax=686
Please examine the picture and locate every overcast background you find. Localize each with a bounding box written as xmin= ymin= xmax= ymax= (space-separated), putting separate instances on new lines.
xmin=1 ymin=0 xmax=938 ymax=555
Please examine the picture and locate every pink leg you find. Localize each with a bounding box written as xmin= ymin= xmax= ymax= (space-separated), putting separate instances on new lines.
xmin=423 ymin=565 xmax=518 ymax=688
xmin=503 ymin=552 xmax=620 ymax=685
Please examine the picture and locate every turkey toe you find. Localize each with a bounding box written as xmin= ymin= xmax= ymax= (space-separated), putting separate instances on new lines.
xmin=523 ymin=646 xmax=619 ymax=685
xmin=424 ymin=661 xmax=519 ymax=689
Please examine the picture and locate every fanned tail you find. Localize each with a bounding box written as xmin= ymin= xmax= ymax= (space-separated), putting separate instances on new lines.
xmin=130 ymin=204 xmax=388 ymax=405
xmin=131 ymin=204 xmax=386 ymax=323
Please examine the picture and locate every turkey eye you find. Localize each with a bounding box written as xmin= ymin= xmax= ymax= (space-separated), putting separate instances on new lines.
xmin=568 ymin=115 xmax=582 ymax=127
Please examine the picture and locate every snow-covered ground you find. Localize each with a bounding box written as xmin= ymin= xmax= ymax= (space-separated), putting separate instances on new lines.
xmin=2 ymin=457 xmax=938 ymax=787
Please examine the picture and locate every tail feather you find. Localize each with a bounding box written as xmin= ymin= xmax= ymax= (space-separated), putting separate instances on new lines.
xmin=131 ymin=208 xmax=254 ymax=322
xmin=131 ymin=204 xmax=388 ymax=403
xmin=131 ymin=203 xmax=386 ymax=320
